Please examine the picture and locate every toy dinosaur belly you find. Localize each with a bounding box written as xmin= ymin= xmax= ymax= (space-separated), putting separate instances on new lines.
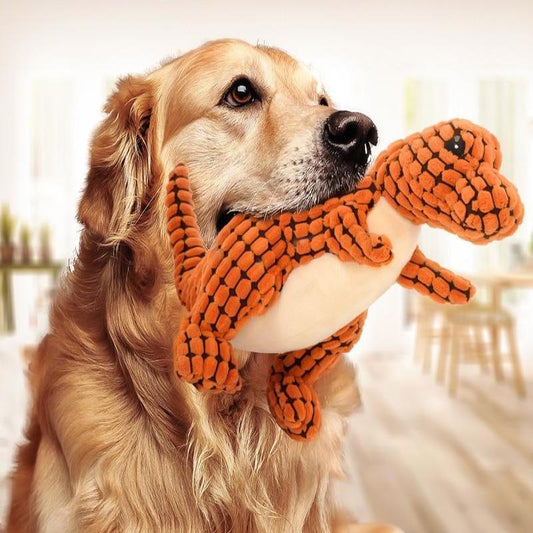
xmin=232 ymin=198 xmax=421 ymax=353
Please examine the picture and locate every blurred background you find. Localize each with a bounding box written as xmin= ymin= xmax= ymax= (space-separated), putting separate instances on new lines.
xmin=1 ymin=0 xmax=532 ymax=531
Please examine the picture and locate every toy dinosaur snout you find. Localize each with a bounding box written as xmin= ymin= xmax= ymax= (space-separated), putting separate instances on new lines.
xmin=385 ymin=119 xmax=524 ymax=244
xmin=447 ymin=163 xmax=524 ymax=243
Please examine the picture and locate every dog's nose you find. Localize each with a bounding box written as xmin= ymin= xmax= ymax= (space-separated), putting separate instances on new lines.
xmin=324 ymin=111 xmax=378 ymax=165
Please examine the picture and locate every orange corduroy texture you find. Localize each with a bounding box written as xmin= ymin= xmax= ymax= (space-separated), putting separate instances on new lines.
xmin=166 ymin=119 xmax=523 ymax=441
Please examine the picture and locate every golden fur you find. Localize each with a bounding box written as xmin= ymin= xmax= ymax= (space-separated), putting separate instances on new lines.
xmin=7 ymin=39 xmax=401 ymax=533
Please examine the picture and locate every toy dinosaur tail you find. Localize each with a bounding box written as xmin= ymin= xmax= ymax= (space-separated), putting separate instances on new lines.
xmin=165 ymin=164 xmax=206 ymax=283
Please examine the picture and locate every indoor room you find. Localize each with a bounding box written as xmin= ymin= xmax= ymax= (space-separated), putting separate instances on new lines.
xmin=1 ymin=1 xmax=532 ymax=532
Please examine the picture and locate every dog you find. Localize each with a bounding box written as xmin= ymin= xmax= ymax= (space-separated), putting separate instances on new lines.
xmin=6 ymin=39 xmax=401 ymax=533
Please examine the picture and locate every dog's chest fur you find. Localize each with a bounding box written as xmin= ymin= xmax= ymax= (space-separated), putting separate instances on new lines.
xmin=32 ymin=330 xmax=360 ymax=533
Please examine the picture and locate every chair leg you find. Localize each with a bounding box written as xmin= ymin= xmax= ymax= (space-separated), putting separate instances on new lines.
xmin=436 ymin=325 xmax=450 ymax=384
xmin=422 ymin=324 xmax=432 ymax=374
xmin=504 ymin=322 xmax=526 ymax=398
xmin=490 ymin=324 xmax=504 ymax=381
xmin=415 ymin=315 xmax=433 ymax=373
xmin=473 ymin=325 xmax=488 ymax=373
xmin=414 ymin=318 xmax=425 ymax=364
xmin=448 ymin=325 xmax=460 ymax=396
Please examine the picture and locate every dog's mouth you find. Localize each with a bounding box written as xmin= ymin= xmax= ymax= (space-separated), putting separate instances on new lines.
xmin=214 ymin=159 xmax=371 ymax=235
xmin=216 ymin=209 xmax=241 ymax=233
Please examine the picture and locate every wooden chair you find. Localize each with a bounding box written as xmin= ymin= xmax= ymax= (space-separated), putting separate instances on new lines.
xmin=439 ymin=303 xmax=526 ymax=397
xmin=413 ymin=296 xmax=526 ymax=398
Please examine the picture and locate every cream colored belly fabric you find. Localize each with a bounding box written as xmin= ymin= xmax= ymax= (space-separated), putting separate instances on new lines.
xmin=232 ymin=198 xmax=421 ymax=353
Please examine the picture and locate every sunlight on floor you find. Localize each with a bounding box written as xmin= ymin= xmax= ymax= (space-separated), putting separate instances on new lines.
xmin=336 ymin=353 xmax=533 ymax=533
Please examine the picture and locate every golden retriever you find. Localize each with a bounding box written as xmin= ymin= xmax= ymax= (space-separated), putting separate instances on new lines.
xmin=6 ymin=39 xmax=401 ymax=533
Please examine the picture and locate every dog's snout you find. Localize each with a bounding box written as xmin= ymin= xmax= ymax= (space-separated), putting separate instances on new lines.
xmin=324 ymin=111 xmax=378 ymax=165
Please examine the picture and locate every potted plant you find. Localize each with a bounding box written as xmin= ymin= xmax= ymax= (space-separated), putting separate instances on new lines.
xmin=20 ymin=224 xmax=32 ymax=264
xmin=1 ymin=205 xmax=16 ymax=264
xmin=40 ymin=224 xmax=52 ymax=264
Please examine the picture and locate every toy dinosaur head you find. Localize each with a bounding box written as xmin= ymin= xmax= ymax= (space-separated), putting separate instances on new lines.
xmin=379 ymin=119 xmax=524 ymax=243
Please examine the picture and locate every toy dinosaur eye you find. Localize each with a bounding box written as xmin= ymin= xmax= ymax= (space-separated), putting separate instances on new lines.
xmin=444 ymin=132 xmax=466 ymax=157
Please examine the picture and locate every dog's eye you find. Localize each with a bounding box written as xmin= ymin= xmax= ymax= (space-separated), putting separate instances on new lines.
xmin=444 ymin=131 xmax=466 ymax=157
xmin=319 ymin=96 xmax=329 ymax=106
xmin=223 ymin=78 xmax=259 ymax=108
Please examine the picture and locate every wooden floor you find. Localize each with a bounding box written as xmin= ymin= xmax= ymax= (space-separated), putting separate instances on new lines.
xmin=335 ymin=353 xmax=533 ymax=533
xmin=1 ymin=339 xmax=532 ymax=532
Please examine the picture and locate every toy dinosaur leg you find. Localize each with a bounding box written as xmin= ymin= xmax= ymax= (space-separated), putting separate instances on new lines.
xmin=166 ymin=164 xmax=207 ymax=306
xmin=268 ymin=312 xmax=367 ymax=441
xmin=398 ymin=246 xmax=475 ymax=304
xmin=326 ymin=205 xmax=392 ymax=266
xmin=174 ymin=261 xmax=285 ymax=395
xmin=174 ymin=317 xmax=241 ymax=394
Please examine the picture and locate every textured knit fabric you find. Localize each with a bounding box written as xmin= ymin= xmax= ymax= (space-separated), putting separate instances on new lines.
xmin=166 ymin=119 xmax=523 ymax=440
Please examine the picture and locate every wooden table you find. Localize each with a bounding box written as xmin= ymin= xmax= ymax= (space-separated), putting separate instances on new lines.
xmin=0 ymin=262 xmax=64 ymax=333
xmin=469 ymin=269 xmax=533 ymax=308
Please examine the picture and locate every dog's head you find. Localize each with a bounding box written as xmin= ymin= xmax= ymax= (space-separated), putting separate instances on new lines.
xmin=78 ymin=39 xmax=377 ymax=251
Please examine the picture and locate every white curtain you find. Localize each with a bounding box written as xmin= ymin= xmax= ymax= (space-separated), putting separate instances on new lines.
xmin=404 ymin=78 xmax=448 ymax=133
xmin=477 ymin=78 xmax=527 ymax=272
xmin=9 ymin=76 xmax=107 ymax=337
xmin=30 ymin=77 xmax=76 ymax=260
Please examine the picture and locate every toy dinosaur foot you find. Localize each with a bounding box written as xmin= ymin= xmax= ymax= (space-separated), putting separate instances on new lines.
xmin=173 ymin=324 xmax=242 ymax=394
xmin=267 ymin=374 xmax=321 ymax=441
xmin=365 ymin=232 xmax=393 ymax=265
xmin=334 ymin=224 xmax=393 ymax=265
xmin=327 ymin=207 xmax=393 ymax=265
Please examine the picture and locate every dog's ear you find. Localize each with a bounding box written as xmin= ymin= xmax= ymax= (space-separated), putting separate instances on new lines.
xmin=78 ymin=75 xmax=154 ymax=240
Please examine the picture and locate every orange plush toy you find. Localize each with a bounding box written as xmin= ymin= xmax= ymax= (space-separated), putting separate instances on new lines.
xmin=166 ymin=119 xmax=524 ymax=440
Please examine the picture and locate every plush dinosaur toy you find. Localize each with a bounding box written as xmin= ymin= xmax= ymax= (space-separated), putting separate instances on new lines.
xmin=166 ymin=119 xmax=524 ymax=440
